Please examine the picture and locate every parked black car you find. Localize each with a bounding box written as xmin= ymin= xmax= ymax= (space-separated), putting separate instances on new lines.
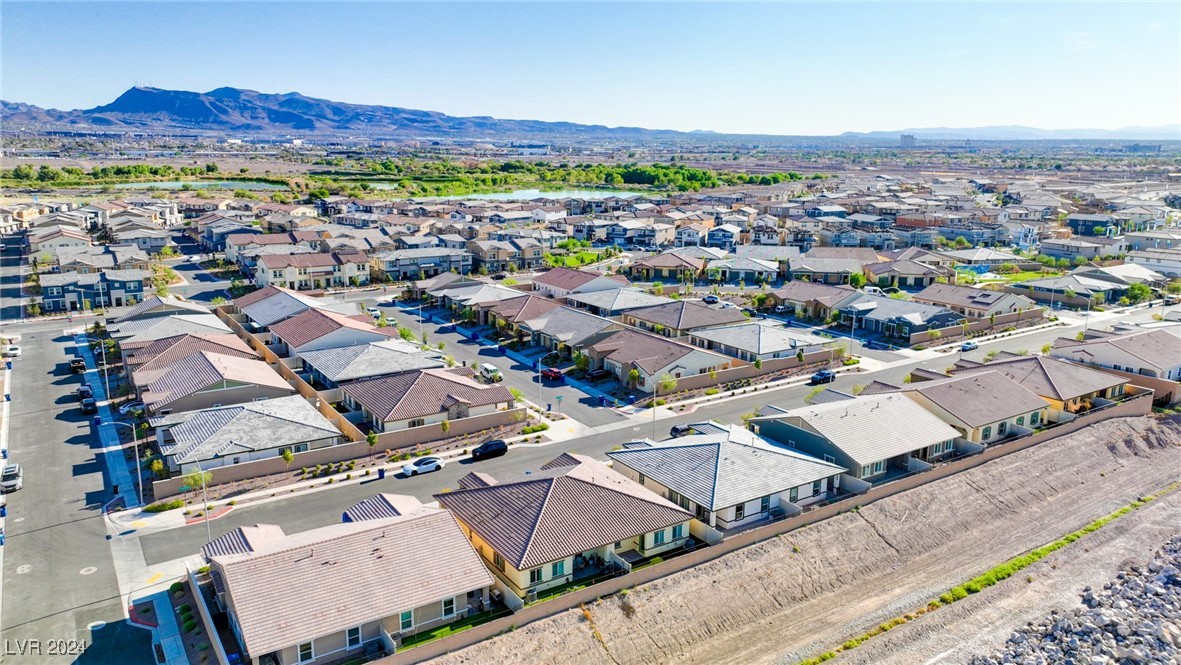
xmin=585 ymin=369 xmax=612 ymax=382
xmin=471 ymin=439 xmax=508 ymax=461
xmin=810 ymin=369 xmax=837 ymax=384
xmin=77 ymin=384 xmax=94 ymax=401
xmin=70 ymin=358 xmax=87 ymax=374
xmin=669 ymin=423 xmax=694 ymax=438
xmin=80 ymin=397 xmax=98 ymax=415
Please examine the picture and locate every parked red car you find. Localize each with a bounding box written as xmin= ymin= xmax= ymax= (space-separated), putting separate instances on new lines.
xmin=541 ymin=368 xmax=564 ymax=381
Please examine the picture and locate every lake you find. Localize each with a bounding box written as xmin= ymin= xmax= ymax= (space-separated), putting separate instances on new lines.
xmin=98 ymin=180 xmax=288 ymax=191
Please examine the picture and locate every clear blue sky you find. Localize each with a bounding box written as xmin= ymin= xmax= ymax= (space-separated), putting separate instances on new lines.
xmin=3 ymin=2 xmax=1178 ymax=135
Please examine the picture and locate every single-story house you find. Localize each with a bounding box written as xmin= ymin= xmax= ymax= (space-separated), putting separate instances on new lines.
xmin=620 ymin=300 xmax=747 ymax=338
xmin=608 ymin=428 xmax=844 ymax=531
xmin=950 ymin=355 xmax=1130 ymax=417
xmin=298 ymin=340 xmax=445 ymax=388
xmin=268 ymin=308 xmax=398 ymax=354
xmin=912 ymin=283 xmax=1037 ymax=319
xmin=767 ymin=282 xmax=856 ymax=320
xmin=135 ymin=351 xmax=296 ymax=415
xmin=687 ymin=322 xmax=829 ymax=362
xmin=532 ymin=267 xmax=628 ymax=300
xmin=938 ymin=247 xmax=1022 ymax=267
xmin=584 ymin=328 xmax=731 ymax=391
xmin=203 ymin=499 xmax=494 ymax=665
xmin=565 ymin=287 xmax=674 ymax=318
xmin=436 ymin=454 xmax=692 ymax=599
xmin=706 ymin=256 xmax=778 ymax=284
xmin=895 ymin=371 xmax=1050 ymax=444
xmin=788 ymin=257 xmax=865 ymax=284
xmin=627 ymin=252 xmax=704 ymax=283
xmin=151 ymin=395 xmax=341 ymax=474
xmin=340 ymin=367 xmax=515 ymax=432
xmin=862 ymin=259 xmax=942 ymax=290
xmin=751 ymin=393 xmax=961 ymax=484
xmin=517 ymin=306 xmax=622 ymax=353
xmin=835 ymin=293 xmax=965 ymax=339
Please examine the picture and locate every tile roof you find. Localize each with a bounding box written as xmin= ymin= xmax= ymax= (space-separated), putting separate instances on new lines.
xmin=209 ymin=508 xmax=493 ymax=658
xmin=755 ymin=393 xmax=961 ymax=466
xmin=235 ymin=285 xmax=330 ymax=327
xmin=953 ymin=355 xmax=1128 ymax=401
xmin=108 ymin=314 xmax=231 ymax=345
xmin=689 ymin=322 xmax=828 ymax=354
xmin=1052 ymin=329 xmax=1180 ymax=373
xmin=268 ymin=308 xmax=394 ymax=350
xmin=788 ymin=257 xmax=866 ymax=274
xmin=632 ymin=252 xmax=705 ymax=270
xmin=436 ymin=454 xmax=691 ymax=569
xmin=586 ymin=329 xmax=698 ymax=374
xmin=566 ymin=288 xmax=674 ymax=313
xmin=624 ymin=300 xmax=747 ymax=331
xmin=804 ymin=247 xmax=880 ymax=262
xmin=152 ymin=395 xmax=340 ymax=465
xmin=608 ymin=437 xmax=844 ymax=510
xmin=770 ymin=281 xmax=857 ymax=306
xmin=341 ymin=493 xmax=429 ymax=522
xmin=114 ymin=295 xmax=210 ymax=323
xmin=297 ymin=341 xmax=444 ymax=383
xmin=124 ymin=333 xmax=257 ymax=369
xmin=913 ymin=283 xmax=1017 ymax=309
xmin=139 ymin=352 xmax=294 ymax=410
xmin=484 ymin=294 xmax=563 ymax=323
xmin=340 ymin=368 xmax=514 ymax=422
xmin=518 ymin=306 xmax=617 ymax=344
xmin=532 ymin=266 xmax=626 ymax=291
xmin=906 ymin=371 xmax=1048 ymax=428
xmin=256 ymin=251 xmax=368 ymax=270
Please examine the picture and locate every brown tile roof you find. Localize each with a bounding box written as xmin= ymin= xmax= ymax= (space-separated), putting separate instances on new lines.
xmin=226 ymin=231 xmax=321 ymax=247
xmin=532 ymin=266 xmax=627 ymax=290
xmin=340 ymin=368 xmax=514 ymax=422
xmin=907 ymin=371 xmax=1048 ymax=428
xmin=232 ymin=284 xmax=290 ymax=308
xmin=913 ymin=282 xmax=1015 ymax=310
xmin=952 ymin=356 xmax=1126 ymax=402
xmin=139 ymin=352 xmax=293 ymax=410
xmin=209 ymin=508 xmax=493 ymax=658
xmin=257 ymin=251 xmax=367 ymax=269
xmin=268 ymin=308 xmax=394 ymax=350
xmin=863 ymin=259 xmax=942 ymax=278
xmin=586 ymin=329 xmax=696 ymax=374
xmin=436 ymin=454 xmax=690 ymax=569
xmin=632 ymin=253 xmax=705 ymax=271
xmin=483 ymin=294 xmax=563 ymax=323
xmin=804 ymin=247 xmax=880 ymax=262
xmin=769 ymin=282 xmax=856 ymax=306
xmin=625 ymin=300 xmax=747 ymax=331
xmin=124 ymin=333 xmax=257 ymax=369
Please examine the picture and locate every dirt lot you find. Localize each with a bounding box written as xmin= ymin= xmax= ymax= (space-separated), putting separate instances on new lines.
xmin=426 ymin=415 xmax=1181 ymax=665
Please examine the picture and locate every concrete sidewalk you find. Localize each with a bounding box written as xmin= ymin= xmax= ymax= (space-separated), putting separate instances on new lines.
xmin=74 ymin=335 xmax=138 ymax=509
xmin=142 ymin=590 xmax=187 ymax=665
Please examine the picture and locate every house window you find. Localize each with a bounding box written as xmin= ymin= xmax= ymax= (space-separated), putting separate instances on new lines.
xmin=982 ymin=426 xmax=992 ymax=440
xmin=788 ymin=487 xmax=799 ymax=503
xmin=672 ymin=524 xmax=684 ymax=540
xmin=734 ymin=503 xmax=745 ymax=520
xmin=637 ymin=473 xmax=646 ymax=486
xmin=653 ymin=529 xmax=666 ymax=545
xmin=812 ymin=480 xmax=823 ymax=496
xmin=493 ymin=552 xmax=505 ymax=571
xmin=823 ymin=454 xmax=836 ymax=464
xmin=400 ymin=610 xmax=413 ymax=631
xmin=347 ymin=626 xmax=362 ymax=648
xmin=298 ymin=642 xmax=314 ymax=662
xmin=552 ymin=560 xmax=565 ymax=577
xmin=529 ymin=568 xmax=543 ymax=585
xmin=998 ymin=421 xmax=1008 ymax=435
xmin=408 ymin=418 xmax=426 ymax=428
xmin=1030 ymin=412 xmax=1040 ymax=426
xmin=1016 ymin=416 xmax=1025 ymax=426
xmin=442 ymin=598 xmax=455 ymax=617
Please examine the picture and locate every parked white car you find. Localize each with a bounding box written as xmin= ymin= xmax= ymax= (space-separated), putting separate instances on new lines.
xmin=118 ymin=401 xmax=146 ymax=416
xmin=402 ymin=457 xmax=445 ymax=477
xmin=3 ymin=345 xmax=21 ymax=358
xmin=1 ymin=464 xmax=23 ymax=492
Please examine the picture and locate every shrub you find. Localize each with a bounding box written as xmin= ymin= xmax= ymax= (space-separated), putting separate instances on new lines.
xmin=177 ymin=604 xmax=191 ymax=614
xmin=169 ymin=582 xmax=184 ymax=594
xmin=704 ymin=388 xmax=720 ymax=396
xmin=144 ymin=499 xmax=185 ymax=513
xmin=183 ymin=620 xmax=198 ymax=633
xmin=196 ymin=565 xmax=211 ymax=575
xmin=521 ymin=423 xmax=550 ymax=434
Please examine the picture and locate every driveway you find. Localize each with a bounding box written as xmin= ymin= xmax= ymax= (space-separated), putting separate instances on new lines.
xmin=1 ymin=331 xmax=152 ymax=663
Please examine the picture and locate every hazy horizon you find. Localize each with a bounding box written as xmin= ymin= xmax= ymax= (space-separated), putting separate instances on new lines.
xmin=2 ymin=2 xmax=1178 ymax=135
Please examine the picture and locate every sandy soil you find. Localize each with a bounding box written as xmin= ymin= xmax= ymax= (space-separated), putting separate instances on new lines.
xmin=426 ymin=415 xmax=1181 ymax=665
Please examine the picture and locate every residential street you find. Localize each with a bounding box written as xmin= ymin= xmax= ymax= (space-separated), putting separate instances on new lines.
xmin=0 ymin=331 xmax=151 ymax=663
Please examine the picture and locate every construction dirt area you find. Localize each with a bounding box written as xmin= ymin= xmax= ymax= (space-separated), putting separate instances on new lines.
xmin=426 ymin=414 xmax=1181 ymax=665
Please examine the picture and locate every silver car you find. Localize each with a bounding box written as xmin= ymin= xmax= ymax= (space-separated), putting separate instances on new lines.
xmin=1 ymin=464 xmax=23 ymax=492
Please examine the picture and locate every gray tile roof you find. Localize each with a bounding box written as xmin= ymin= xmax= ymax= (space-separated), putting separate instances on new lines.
xmin=298 ymin=341 xmax=444 ymax=383
xmin=953 ymin=355 xmax=1127 ymax=401
xmin=340 ymin=368 xmax=514 ymax=422
xmin=436 ymin=454 xmax=690 ymax=569
xmin=1052 ymin=329 xmax=1180 ymax=373
xmin=152 ymin=395 xmax=340 ymax=465
xmin=756 ymin=393 xmax=961 ymax=466
xmin=125 ymin=333 xmax=257 ymax=369
xmin=566 ymin=288 xmax=674 ymax=312
xmin=342 ymin=493 xmax=430 ymax=522
xmin=209 ymin=508 xmax=493 ymax=658
xmin=235 ymin=285 xmax=329 ymax=327
xmin=608 ymin=437 xmax=844 ymax=510
xmin=788 ymin=257 xmax=866 ymax=275
xmin=689 ymin=322 xmax=828 ymax=354
xmin=114 ymin=295 xmax=209 ymax=323
xmin=108 ymin=314 xmax=231 ymax=344
xmin=519 ymin=306 xmax=617 ymax=344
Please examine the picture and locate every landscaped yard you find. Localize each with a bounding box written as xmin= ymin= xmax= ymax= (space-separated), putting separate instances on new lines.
xmin=399 ymin=607 xmax=514 ymax=649
xmin=545 ymin=250 xmax=601 ymax=268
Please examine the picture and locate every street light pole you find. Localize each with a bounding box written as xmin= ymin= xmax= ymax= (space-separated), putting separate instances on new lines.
xmin=109 ymin=420 xmax=143 ymax=507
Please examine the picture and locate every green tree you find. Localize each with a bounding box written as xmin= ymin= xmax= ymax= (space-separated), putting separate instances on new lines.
xmin=440 ymin=419 xmax=450 ymax=436
xmin=753 ymin=358 xmax=763 ymax=369
xmin=280 ymin=448 xmax=294 ymax=472
xmin=652 ymin=282 xmax=664 ymax=296
xmin=849 ymin=272 xmax=867 ymax=288
xmin=628 ymin=368 xmax=640 ymax=389
xmin=1124 ymin=283 xmax=1152 ymax=304
xmin=149 ymin=458 xmax=166 ymax=480
xmin=953 ymin=236 xmax=971 ymax=249
xmin=366 ymin=431 xmax=379 ymax=449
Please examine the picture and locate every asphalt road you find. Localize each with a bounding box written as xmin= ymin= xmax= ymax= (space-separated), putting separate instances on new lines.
xmin=135 ymin=303 xmax=1181 ymax=566
xmin=0 ymin=331 xmax=151 ymax=663
xmin=1 ymin=238 xmax=28 ymax=323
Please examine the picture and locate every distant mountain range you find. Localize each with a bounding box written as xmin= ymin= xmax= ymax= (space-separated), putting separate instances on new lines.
xmin=0 ymin=86 xmax=680 ymax=138
xmin=2 ymin=86 xmax=1178 ymax=141
xmin=843 ymin=125 xmax=1181 ymax=141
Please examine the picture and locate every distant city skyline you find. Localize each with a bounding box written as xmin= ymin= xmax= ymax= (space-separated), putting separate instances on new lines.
xmin=2 ymin=2 xmax=1178 ymax=136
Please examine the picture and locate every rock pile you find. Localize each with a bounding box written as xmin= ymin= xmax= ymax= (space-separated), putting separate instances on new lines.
xmin=972 ymin=536 xmax=1181 ymax=665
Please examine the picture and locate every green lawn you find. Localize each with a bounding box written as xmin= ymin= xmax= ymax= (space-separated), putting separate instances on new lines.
xmin=399 ymin=608 xmax=513 ymax=649
xmin=976 ymin=270 xmax=1060 ymax=284
xmin=545 ymin=251 xmax=601 ymax=268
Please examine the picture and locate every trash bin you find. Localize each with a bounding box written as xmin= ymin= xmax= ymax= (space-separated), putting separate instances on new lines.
xmin=92 ymin=416 xmax=102 ymax=427
xmin=378 ymin=468 xmax=386 ymax=480
xmin=546 ymin=403 xmax=552 ymax=412
xmin=598 ymin=395 xmax=607 ymax=407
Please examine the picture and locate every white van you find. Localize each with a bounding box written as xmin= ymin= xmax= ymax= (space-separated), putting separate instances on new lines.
xmin=478 ymin=363 xmax=504 ymax=383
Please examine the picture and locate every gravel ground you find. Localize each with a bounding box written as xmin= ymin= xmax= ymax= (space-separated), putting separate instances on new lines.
xmin=970 ymin=536 xmax=1180 ymax=665
xmin=425 ymin=415 xmax=1181 ymax=665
